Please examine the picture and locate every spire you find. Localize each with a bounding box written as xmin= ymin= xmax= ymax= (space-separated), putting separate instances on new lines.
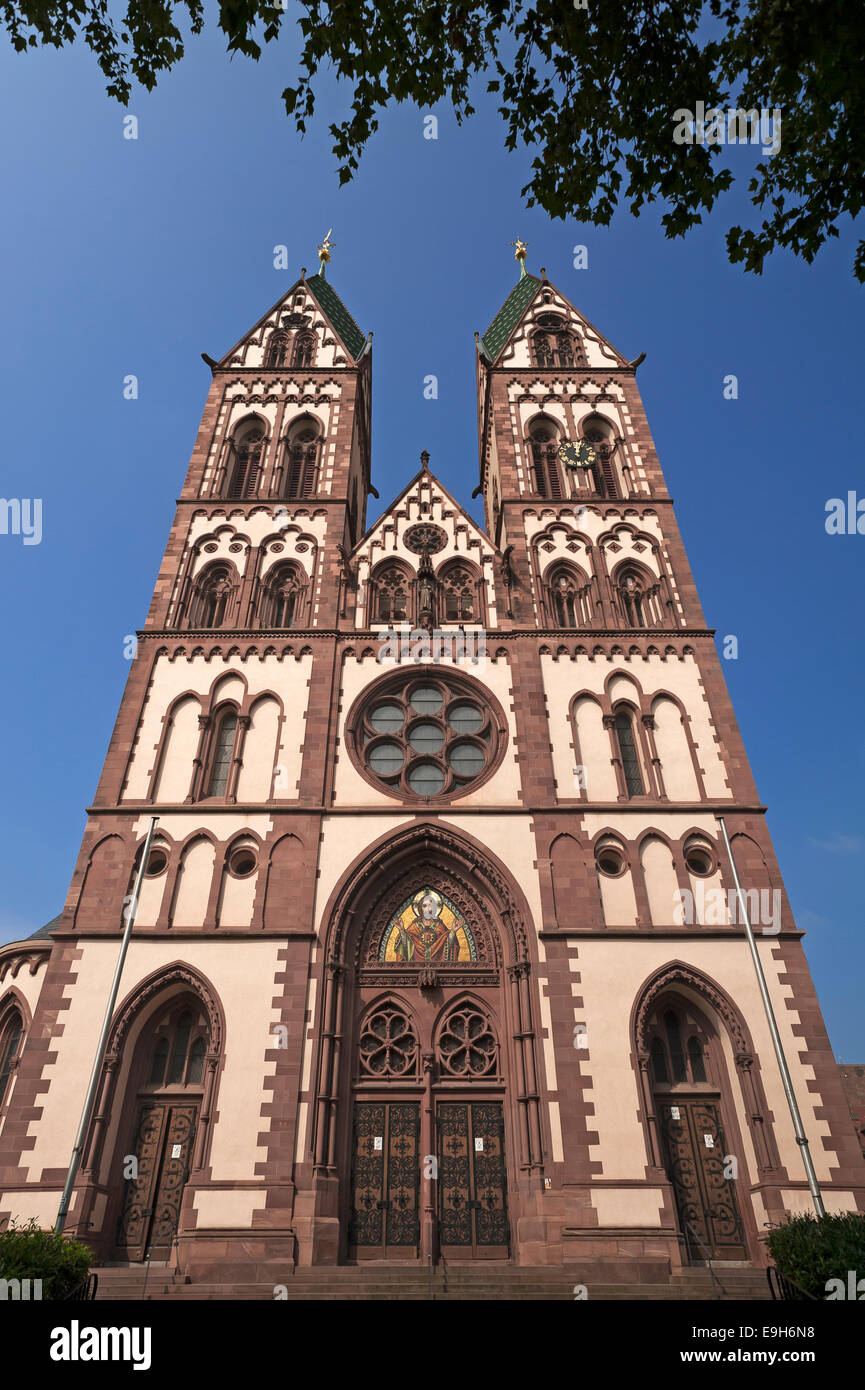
xmin=317 ymin=228 xmax=335 ymax=279
xmin=510 ymin=237 xmax=529 ymax=279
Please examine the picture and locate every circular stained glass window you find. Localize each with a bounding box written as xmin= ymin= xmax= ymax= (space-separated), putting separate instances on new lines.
xmin=369 ymin=703 xmax=404 ymax=734
xmin=369 ymin=742 xmax=405 ymax=775
xmin=448 ymin=742 xmax=484 ymax=777
xmin=448 ymin=702 xmax=483 ymax=734
xmin=409 ymin=722 xmax=444 ymax=753
xmin=410 ymin=685 xmax=443 ymax=715
xmin=351 ymin=671 xmax=502 ymax=801
xmin=408 ymin=762 xmax=446 ymax=796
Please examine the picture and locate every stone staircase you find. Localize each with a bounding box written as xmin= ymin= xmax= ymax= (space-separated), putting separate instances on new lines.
xmin=93 ymin=1263 xmax=772 ymax=1302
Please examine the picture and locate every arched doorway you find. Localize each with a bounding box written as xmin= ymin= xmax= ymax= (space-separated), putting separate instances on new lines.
xmin=73 ymin=964 xmax=223 ymax=1264
xmin=632 ymin=964 xmax=779 ymax=1267
xmin=312 ymin=827 xmax=544 ymax=1266
xmin=112 ymin=994 xmax=210 ymax=1261
xmin=646 ymin=996 xmax=747 ymax=1262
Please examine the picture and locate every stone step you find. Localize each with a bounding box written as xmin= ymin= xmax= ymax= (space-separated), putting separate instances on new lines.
xmin=95 ymin=1281 xmax=769 ymax=1301
xmin=92 ymin=1262 xmax=772 ymax=1301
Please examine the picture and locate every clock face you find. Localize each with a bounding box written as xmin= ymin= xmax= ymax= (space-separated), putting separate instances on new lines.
xmin=558 ymin=439 xmax=596 ymax=469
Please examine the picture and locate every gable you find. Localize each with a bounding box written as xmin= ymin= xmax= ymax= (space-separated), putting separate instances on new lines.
xmin=218 ymin=276 xmax=367 ymax=372
xmin=481 ymin=277 xmax=628 ymax=371
xmin=351 ymin=468 xmax=499 ymax=630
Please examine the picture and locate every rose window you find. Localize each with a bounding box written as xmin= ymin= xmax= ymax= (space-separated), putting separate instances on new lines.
xmin=352 ymin=672 xmax=500 ymax=801
xmin=437 ymin=1008 xmax=497 ymax=1077
xmin=359 ymin=1006 xmax=417 ymax=1077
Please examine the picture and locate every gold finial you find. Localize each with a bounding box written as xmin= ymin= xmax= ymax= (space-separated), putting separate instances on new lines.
xmin=317 ymin=228 xmax=334 ymax=278
xmin=511 ymin=237 xmax=528 ymax=278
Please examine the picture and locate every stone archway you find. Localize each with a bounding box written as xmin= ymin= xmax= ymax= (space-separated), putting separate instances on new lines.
xmin=74 ymin=963 xmax=224 ymax=1262
xmin=632 ymin=961 xmax=783 ymax=1265
xmin=310 ymin=823 xmax=544 ymax=1266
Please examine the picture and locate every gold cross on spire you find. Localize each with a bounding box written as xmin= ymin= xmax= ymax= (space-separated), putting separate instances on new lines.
xmin=511 ymin=237 xmax=528 ymax=278
xmin=317 ymin=228 xmax=335 ymax=278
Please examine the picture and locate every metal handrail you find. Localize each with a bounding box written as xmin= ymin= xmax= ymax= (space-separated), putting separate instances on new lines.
xmin=766 ymin=1266 xmax=819 ymax=1301
xmin=684 ymin=1221 xmax=727 ymax=1299
xmin=60 ymin=1271 xmax=99 ymax=1301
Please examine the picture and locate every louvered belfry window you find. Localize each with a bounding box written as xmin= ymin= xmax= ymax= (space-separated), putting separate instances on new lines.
xmin=614 ymin=711 xmax=644 ymax=796
xmin=227 ymin=428 xmax=265 ymax=499
xmin=284 ymin=427 xmax=318 ymax=498
xmin=529 ymin=424 xmax=563 ymax=499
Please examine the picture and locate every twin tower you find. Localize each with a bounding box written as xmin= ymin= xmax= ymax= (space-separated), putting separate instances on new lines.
xmin=0 ymin=257 xmax=861 ymax=1284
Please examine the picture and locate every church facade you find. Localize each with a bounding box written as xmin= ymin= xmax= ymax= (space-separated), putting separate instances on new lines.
xmin=1 ymin=253 xmax=862 ymax=1284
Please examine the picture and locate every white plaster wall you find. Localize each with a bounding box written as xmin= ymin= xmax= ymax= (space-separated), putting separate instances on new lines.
xmin=541 ymin=653 xmax=731 ymax=803
xmin=18 ymin=940 xmax=282 ymax=1186
xmin=123 ymin=653 xmax=312 ymax=803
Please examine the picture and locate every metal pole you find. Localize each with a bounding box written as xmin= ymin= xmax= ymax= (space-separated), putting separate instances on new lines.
xmin=717 ymin=815 xmax=825 ymax=1217
xmin=55 ymin=816 xmax=159 ymax=1235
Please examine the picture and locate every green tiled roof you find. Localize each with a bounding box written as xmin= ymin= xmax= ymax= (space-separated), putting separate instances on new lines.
xmin=307 ymin=273 xmax=367 ymax=362
xmin=28 ymin=915 xmax=61 ymax=940
xmin=481 ymin=274 xmax=541 ymax=361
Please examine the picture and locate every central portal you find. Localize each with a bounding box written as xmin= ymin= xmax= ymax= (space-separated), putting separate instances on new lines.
xmin=348 ymin=1096 xmax=510 ymax=1261
xmin=316 ymin=833 xmax=544 ymax=1269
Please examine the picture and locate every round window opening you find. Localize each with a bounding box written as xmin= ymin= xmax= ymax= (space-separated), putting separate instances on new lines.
xmin=685 ymin=844 xmax=714 ymax=876
xmin=145 ymin=848 xmax=168 ymax=877
xmin=351 ymin=671 xmax=501 ymax=801
xmin=229 ymin=848 xmax=258 ymax=878
xmin=596 ymin=845 xmax=625 ymax=877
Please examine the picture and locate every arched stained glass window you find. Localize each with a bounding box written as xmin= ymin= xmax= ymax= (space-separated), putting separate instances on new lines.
xmin=0 ymin=1011 xmax=23 ymax=1105
xmin=614 ymin=711 xmax=644 ymax=796
xmin=207 ymin=712 xmax=237 ymax=797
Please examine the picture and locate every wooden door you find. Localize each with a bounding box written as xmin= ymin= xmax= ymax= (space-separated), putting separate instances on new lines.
xmin=349 ymin=1101 xmax=421 ymax=1259
xmin=116 ymin=1101 xmax=198 ymax=1260
xmin=437 ymin=1101 xmax=509 ymax=1260
xmin=658 ymin=1097 xmax=747 ymax=1260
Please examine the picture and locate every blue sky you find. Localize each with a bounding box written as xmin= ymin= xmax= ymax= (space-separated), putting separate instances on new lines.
xmin=0 ymin=20 xmax=862 ymax=1057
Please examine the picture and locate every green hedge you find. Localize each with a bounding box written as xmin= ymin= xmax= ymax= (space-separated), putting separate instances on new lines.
xmin=0 ymin=1219 xmax=93 ymax=1300
xmin=766 ymin=1211 xmax=865 ymax=1299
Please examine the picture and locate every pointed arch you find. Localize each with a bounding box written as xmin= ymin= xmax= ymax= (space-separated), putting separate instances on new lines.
xmin=525 ymin=414 xmax=564 ymax=499
xmin=369 ymin=557 xmax=413 ymax=624
xmin=185 ymin=560 xmax=240 ymax=630
xmin=225 ymin=415 xmax=268 ymax=499
xmin=320 ymin=820 xmax=533 ymax=969
xmin=545 ymin=560 xmax=592 ymax=628
xmin=279 ymin=414 xmax=322 ymax=499
xmin=106 ymin=960 xmax=225 ymax=1062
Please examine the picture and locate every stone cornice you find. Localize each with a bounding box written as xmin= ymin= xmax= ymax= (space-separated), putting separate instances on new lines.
xmin=87 ymin=800 xmax=770 ymax=816
xmin=0 ymin=939 xmax=51 ymax=981
xmin=135 ymin=626 xmax=717 ymax=640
